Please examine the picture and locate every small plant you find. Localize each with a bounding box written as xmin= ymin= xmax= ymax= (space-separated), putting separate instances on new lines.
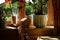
xmin=25 ymin=2 xmax=34 ymax=16
xmin=32 ymin=0 xmax=48 ymax=15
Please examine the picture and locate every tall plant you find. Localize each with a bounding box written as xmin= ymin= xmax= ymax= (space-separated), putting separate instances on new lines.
xmin=32 ymin=0 xmax=48 ymax=15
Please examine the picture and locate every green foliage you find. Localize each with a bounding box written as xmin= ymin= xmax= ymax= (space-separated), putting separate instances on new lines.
xmin=4 ymin=2 xmax=12 ymax=21
xmin=11 ymin=0 xmax=19 ymax=3
xmin=0 ymin=5 xmax=6 ymax=27
xmin=25 ymin=2 xmax=34 ymax=16
xmin=32 ymin=0 xmax=36 ymax=2
xmin=0 ymin=6 xmax=3 ymax=14
xmin=32 ymin=0 xmax=48 ymax=15
xmin=4 ymin=1 xmax=19 ymax=21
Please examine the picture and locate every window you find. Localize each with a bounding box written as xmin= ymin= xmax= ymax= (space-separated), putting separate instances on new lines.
xmin=1 ymin=0 xmax=54 ymax=28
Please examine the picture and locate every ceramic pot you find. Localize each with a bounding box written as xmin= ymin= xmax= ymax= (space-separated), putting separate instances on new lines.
xmin=33 ymin=15 xmax=48 ymax=28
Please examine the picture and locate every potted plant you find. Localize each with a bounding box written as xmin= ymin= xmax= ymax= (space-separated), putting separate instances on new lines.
xmin=25 ymin=1 xmax=34 ymax=27
xmin=32 ymin=0 xmax=48 ymax=28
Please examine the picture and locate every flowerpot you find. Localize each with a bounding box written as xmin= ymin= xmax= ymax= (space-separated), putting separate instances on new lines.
xmin=33 ymin=15 xmax=48 ymax=28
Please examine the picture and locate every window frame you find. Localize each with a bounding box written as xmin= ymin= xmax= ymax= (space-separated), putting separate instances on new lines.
xmin=6 ymin=0 xmax=54 ymax=26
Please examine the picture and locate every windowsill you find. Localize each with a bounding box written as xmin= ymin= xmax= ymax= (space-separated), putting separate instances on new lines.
xmin=26 ymin=26 xmax=54 ymax=29
xmin=5 ymin=26 xmax=17 ymax=29
xmin=45 ymin=26 xmax=54 ymax=28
